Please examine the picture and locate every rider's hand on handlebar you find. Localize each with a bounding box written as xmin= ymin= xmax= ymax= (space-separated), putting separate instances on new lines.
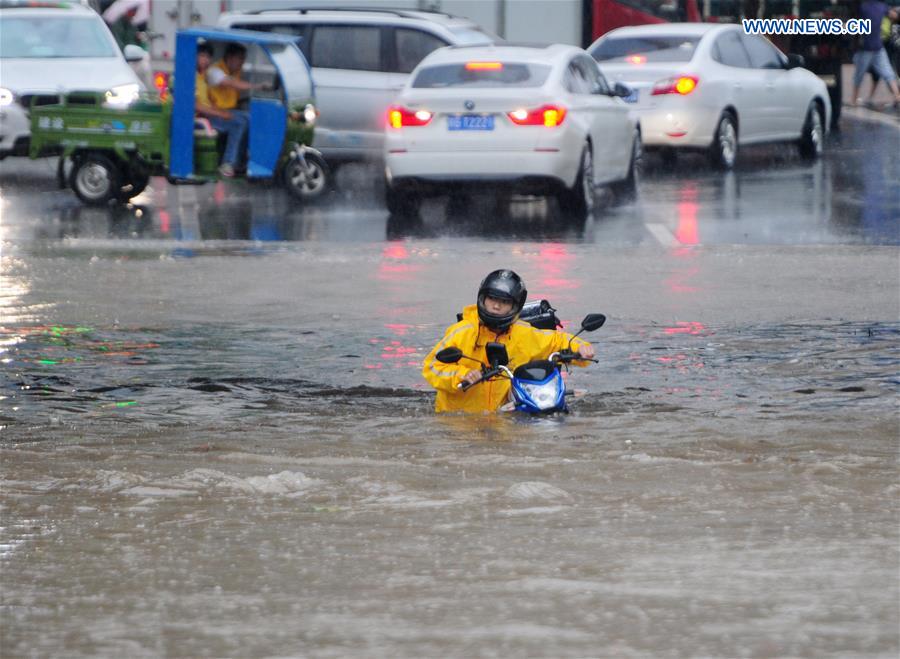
xmin=462 ymin=369 xmax=483 ymax=387
xmin=576 ymin=344 xmax=595 ymax=360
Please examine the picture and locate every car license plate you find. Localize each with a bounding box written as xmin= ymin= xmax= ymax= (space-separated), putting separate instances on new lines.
xmin=448 ymin=114 xmax=494 ymax=131
xmin=624 ymin=89 xmax=639 ymax=104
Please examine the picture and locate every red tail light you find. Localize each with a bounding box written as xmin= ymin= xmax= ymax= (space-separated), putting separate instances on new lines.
xmin=651 ymin=76 xmax=698 ymax=96
xmin=507 ymin=104 xmax=567 ymax=127
xmin=388 ymin=106 xmax=433 ymax=128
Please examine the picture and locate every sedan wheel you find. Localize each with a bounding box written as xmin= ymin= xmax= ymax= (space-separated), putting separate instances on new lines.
xmin=558 ymin=144 xmax=594 ymax=220
xmin=798 ymin=103 xmax=824 ymax=160
xmin=385 ymin=184 xmax=421 ymax=217
xmin=580 ymin=147 xmax=595 ymax=215
xmin=709 ymin=113 xmax=737 ymax=170
xmin=610 ymin=130 xmax=642 ymax=203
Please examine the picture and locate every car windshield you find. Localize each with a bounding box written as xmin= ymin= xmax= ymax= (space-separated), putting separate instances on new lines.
xmin=412 ymin=62 xmax=551 ymax=88
xmin=591 ymin=35 xmax=700 ymax=63
xmin=447 ymin=26 xmax=499 ymax=45
xmin=0 ymin=16 xmax=118 ymax=58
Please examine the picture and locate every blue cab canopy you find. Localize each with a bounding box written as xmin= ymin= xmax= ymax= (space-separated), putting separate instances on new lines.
xmin=170 ymin=27 xmax=313 ymax=178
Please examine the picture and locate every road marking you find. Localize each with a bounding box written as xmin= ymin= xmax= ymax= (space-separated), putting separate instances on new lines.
xmin=645 ymin=222 xmax=680 ymax=247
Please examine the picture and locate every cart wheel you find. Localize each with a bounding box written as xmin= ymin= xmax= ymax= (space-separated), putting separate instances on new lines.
xmin=282 ymin=151 xmax=329 ymax=202
xmin=70 ymin=153 xmax=121 ymax=206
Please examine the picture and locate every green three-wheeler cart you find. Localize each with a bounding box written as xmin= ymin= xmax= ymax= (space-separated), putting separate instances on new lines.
xmin=28 ymin=27 xmax=328 ymax=206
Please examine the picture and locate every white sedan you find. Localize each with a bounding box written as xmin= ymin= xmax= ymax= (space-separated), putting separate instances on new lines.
xmin=589 ymin=23 xmax=830 ymax=168
xmin=383 ymin=44 xmax=641 ymax=218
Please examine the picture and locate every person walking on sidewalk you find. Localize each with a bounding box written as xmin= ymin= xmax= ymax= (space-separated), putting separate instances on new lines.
xmin=852 ymin=1 xmax=900 ymax=109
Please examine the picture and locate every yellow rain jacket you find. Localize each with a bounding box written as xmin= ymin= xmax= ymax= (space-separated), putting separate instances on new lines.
xmin=422 ymin=304 xmax=592 ymax=413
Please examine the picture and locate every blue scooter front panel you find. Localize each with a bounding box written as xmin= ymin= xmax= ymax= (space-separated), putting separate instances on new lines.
xmin=511 ymin=368 xmax=566 ymax=413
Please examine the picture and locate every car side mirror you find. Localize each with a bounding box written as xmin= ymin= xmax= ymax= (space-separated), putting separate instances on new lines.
xmin=485 ymin=342 xmax=509 ymax=368
xmin=785 ymin=53 xmax=805 ymax=70
xmin=123 ymin=44 xmax=146 ymax=63
xmin=613 ymin=82 xmax=632 ymax=98
xmin=435 ymin=347 xmax=463 ymax=364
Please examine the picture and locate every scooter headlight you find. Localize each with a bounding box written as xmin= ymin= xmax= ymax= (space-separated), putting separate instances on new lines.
xmin=105 ymin=83 xmax=140 ymax=107
xmin=0 ymin=87 xmax=14 ymax=107
xmin=519 ymin=380 xmax=562 ymax=411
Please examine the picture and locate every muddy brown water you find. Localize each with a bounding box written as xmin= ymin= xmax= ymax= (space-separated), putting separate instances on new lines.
xmin=1 ymin=240 xmax=898 ymax=657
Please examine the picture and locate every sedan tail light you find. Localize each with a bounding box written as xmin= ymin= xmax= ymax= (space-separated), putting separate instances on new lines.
xmin=507 ymin=104 xmax=567 ymax=127
xmin=388 ymin=106 xmax=433 ymax=128
xmin=651 ymin=76 xmax=699 ymax=96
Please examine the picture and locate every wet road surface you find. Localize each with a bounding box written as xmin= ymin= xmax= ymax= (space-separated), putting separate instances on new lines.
xmin=1 ymin=117 xmax=898 ymax=657
xmin=1 ymin=113 xmax=898 ymax=247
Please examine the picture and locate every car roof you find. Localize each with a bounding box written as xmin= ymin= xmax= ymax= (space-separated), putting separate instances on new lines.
xmin=422 ymin=43 xmax=581 ymax=66
xmin=0 ymin=0 xmax=97 ymax=15
xmin=221 ymin=6 xmax=482 ymax=29
xmin=600 ymin=22 xmax=730 ymax=39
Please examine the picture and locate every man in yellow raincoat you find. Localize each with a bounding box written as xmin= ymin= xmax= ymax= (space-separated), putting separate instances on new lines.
xmin=422 ymin=269 xmax=595 ymax=413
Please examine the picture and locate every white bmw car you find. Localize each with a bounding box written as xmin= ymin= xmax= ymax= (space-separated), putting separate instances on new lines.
xmin=589 ymin=23 xmax=830 ymax=168
xmin=383 ymin=43 xmax=641 ymax=217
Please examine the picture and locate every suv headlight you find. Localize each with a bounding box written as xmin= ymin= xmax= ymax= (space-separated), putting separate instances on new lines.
xmin=0 ymin=87 xmax=14 ymax=107
xmin=302 ymin=103 xmax=317 ymax=125
xmin=105 ymin=83 xmax=140 ymax=107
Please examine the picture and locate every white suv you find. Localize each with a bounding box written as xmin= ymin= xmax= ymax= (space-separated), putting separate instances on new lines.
xmin=0 ymin=0 xmax=144 ymax=159
xmin=218 ymin=7 xmax=496 ymax=166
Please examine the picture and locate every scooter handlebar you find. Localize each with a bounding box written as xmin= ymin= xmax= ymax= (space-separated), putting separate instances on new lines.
xmin=552 ymin=350 xmax=598 ymax=364
xmin=457 ymin=367 xmax=507 ymax=390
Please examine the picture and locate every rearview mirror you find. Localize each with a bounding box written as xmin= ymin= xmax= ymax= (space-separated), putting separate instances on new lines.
xmin=613 ymin=82 xmax=632 ymax=98
xmin=581 ymin=314 xmax=606 ymax=332
xmin=485 ymin=342 xmax=509 ymax=368
xmin=785 ymin=53 xmax=805 ymax=69
xmin=123 ymin=44 xmax=146 ymax=63
xmin=435 ymin=347 xmax=463 ymax=364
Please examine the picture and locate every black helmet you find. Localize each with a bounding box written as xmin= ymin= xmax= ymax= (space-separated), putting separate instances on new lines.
xmin=477 ymin=269 xmax=527 ymax=332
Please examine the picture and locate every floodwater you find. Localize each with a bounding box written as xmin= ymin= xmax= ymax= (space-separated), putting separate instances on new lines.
xmin=2 ymin=236 xmax=898 ymax=657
